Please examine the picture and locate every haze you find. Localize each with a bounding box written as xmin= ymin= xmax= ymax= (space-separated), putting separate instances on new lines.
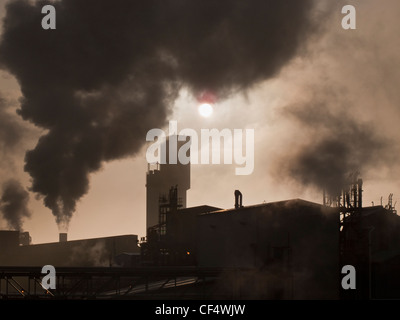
xmin=0 ymin=0 xmax=399 ymax=244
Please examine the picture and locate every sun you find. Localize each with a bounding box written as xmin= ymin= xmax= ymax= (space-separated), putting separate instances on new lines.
xmin=198 ymin=103 xmax=213 ymax=118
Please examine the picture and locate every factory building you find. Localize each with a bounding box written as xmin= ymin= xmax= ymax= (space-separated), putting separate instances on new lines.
xmin=140 ymin=180 xmax=400 ymax=299
xmin=1 ymin=144 xmax=400 ymax=300
xmin=142 ymin=185 xmax=221 ymax=266
xmin=0 ymin=231 xmax=140 ymax=267
xmin=339 ymin=200 xmax=400 ymax=299
xmin=196 ymin=198 xmax=339 ymax=299
xmin=141 ymin=189 xmax=339 ymax=299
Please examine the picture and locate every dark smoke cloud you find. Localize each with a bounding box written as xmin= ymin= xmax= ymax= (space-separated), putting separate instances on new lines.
xmin=0 ymin=178 xmax=31 ymax=230
xmin=0 ymin=0 xmax=315 ymax=229
xmin=277 ymin=88 xmax=395 ymax=197
xmin=0 ymin=94 xmax=25 ymax=161
xmin=265 ymin=0 xmax=400 ymax=200
xmin=0 ymin=94 xmax=31 ymax=231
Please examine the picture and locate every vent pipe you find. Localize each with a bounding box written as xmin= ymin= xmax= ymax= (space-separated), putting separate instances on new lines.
xmin=59 ymin=233 xmax=67 ymax=242
xmin=234 ymin=190 xmax=243 ymax=209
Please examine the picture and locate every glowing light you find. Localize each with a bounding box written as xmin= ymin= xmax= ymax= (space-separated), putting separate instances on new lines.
xmin=198 ymin=103 xmax=213 ymax=118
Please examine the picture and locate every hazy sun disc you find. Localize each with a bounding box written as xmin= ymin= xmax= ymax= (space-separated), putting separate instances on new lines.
xmin=198 ymin=103 xmax=213 ymax=117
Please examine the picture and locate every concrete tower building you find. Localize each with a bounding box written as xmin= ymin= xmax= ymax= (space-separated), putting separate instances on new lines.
xmin=146 ymin=135 xmax=190 ymax=232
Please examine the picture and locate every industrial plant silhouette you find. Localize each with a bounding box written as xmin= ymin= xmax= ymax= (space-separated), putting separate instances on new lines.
xmin=0 ymin=140 xmax=399 ymax=300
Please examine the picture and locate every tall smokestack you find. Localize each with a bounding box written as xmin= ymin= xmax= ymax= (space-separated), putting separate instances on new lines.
xmin=59 ymin=233 xmax=67 ymax=243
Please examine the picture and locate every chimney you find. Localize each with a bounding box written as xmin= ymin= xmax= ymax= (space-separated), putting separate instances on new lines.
xmin=234 ymin=190 xmax=243 ymax=209
xmin=59 ymin=233 xmax=67 ymax=242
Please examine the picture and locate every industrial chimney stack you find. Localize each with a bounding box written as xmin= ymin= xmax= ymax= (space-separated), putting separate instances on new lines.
xmin=234 ymin=190 xmax=243 ymax=209
xmin=59 ymin=233 xmax=67 ymax=242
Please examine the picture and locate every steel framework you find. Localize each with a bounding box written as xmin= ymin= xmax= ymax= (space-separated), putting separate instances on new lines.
xmin=0 ymin=266 xmax=241 ymax=299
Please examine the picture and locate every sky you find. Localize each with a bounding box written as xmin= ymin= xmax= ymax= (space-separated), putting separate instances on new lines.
xmin=0 ymin=0 xmax=399 ymax=244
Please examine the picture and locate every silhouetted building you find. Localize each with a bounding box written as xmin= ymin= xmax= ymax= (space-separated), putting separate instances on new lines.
xmin=340 ymin=205 xmax=400 ymax=299
xmin=0 ymin=230 xmax=20 ymax=253
xmin=1 ymin=166 xmax=399 ymax=299
xmin=146 ymin=135 xmax=190 ymax=232
xmin=140 ymin=184 xmax=400 ymax=300
xmin=196 ymin=199 xmax=339 ymax=299
xmin=141 ymin=190 xmax=340 ymax=298
xmin=142 ymin=186 xmax=220 ymax=266
xmin=0 ymin=232 xmax=139 ymax=267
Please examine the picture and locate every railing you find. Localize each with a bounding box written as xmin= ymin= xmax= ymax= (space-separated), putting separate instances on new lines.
xmin=0 ymin=266 xmax=243 ymax=299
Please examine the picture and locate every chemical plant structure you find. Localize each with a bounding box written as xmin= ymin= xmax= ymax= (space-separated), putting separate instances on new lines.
xmin=0 ymin=142 xmax=399 ymax=300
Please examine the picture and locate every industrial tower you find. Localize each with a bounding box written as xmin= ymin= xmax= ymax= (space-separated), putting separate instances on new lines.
xmin=145 ymin=135 xmax=190 ymax=234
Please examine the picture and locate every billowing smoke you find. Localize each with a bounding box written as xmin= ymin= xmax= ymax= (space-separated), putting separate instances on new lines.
xmin=0 ymin=93 xmax=32 ymax=230
xmin=0 ymin=94 xmax=26 ymax=168
xmin=280 ymin=90 xmax=391 ymax=196
xmin=0 ymin=0 xmax=315 ymax=229
xmin=268 ymin=0 xmax=400 ymax=199
xmin=0 ymin=178 xmax=31 ymax=230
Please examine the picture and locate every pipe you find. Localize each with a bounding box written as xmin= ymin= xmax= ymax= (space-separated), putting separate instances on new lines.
xmin=368 ymin=227 xmax=375 ymax=300
xmin=59 ymin=233 xmax=67 ymax=242
xmin=234 ymin=190 xmax=243 ymax=209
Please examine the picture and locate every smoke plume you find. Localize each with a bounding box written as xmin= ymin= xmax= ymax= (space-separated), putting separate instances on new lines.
xmin=268 ymin=0 xmax=400 ymax=199
xmin=280 ymin=89 xmax=391 ymax=196
xmin=0 ymin=94 xmax=26 ymax=167
xmin=0 ymin=0 xmax=315 ymax=229
xmin=0 ymin=93 xmax=32 ymax=230
xmin=0 ymin=178 xmax=31 ymax=230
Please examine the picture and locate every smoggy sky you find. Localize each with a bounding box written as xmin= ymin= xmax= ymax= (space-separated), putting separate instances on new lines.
xmin=0 ymin=0 xmax=399 ymax=244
